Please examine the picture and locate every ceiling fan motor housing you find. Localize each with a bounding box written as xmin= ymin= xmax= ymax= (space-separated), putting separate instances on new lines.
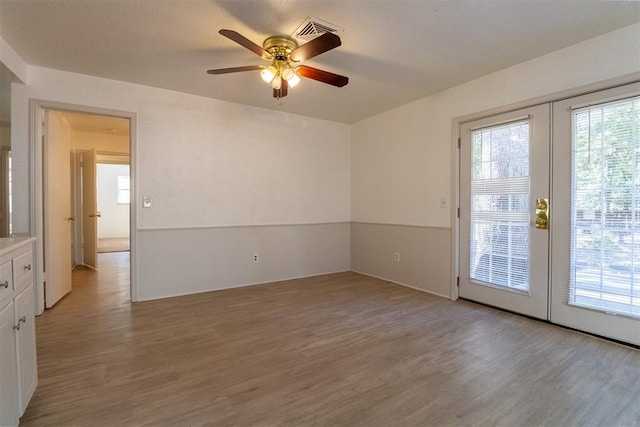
xmin=263 ymin=35 xmax=298 ymax=61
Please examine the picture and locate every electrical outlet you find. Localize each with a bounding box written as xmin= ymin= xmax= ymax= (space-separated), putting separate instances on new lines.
xmin=394 ymin=252 xmax=400 ymax=262
xmin=253 ymin=253 xmax=259 ymax=263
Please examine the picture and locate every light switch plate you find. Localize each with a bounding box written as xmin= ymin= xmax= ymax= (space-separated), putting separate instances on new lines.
xmin=143 ymin=196 xmax=152 ymax=208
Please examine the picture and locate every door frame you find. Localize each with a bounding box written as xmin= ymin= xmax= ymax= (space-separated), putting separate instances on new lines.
xmin=29 ymin=99 xmax=138 ymax=315
xmin=83 ymin=152 xmax=130 ymax=266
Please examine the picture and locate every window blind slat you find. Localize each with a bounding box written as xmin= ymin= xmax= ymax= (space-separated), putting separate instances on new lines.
xmin=470 ymin=120 xmax=530 ymax=291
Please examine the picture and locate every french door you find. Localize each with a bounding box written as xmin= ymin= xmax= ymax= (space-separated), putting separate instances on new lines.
xmin=460 ymin=104 xmax=550 ymax=320
xmin=550 ymin=83 xmax=640 ymax=345
xmin=460 ymin=83 xmax=640 ymax=346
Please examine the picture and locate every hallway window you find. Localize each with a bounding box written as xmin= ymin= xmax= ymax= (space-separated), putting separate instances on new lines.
xmin=117 ymin=175 xmax=130 ymax=204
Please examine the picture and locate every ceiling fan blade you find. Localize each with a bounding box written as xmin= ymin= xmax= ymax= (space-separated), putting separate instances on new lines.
xmin=273 ymin=79 xmax=288 ymax=98
xmin=219 ymin=29 xmax=273 ymax=60
xmin=297 ymin=65 xmax=349 ymax=87
xmin=207 ymin=65 xmax=262 ymax=75
xmin=290 ymin=32 xmax=341 ymax=62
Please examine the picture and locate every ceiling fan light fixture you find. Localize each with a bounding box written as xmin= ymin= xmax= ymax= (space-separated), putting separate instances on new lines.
xmin=287 ymin=73 xmax=301 ymax=88
xmin=281 ymin=67 xmax=295 ymax=81
xmin=260 ymin=66 xmax=277 ymax=83
xmin=271 ymin=75 xmax=282 ymax=90
xmin=281 ymin=66 xmax=300 ymax=88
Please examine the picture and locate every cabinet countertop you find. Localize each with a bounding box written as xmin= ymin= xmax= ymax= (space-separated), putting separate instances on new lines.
xmin=0 ymin=237 xmax=35 ymax=257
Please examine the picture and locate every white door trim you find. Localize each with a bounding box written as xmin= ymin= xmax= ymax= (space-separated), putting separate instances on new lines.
xmin=29 ymin=99 xmax=138 ymax=315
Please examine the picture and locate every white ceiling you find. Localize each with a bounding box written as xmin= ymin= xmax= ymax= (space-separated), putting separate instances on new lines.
xmin=0 ymin=1 xmax=639 ymax=124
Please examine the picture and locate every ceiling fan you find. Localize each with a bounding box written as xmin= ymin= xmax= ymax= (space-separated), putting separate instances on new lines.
xmin=207 ymin=29 xmax=349 ymax=98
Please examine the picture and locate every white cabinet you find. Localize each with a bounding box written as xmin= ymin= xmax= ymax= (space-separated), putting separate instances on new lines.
xmin=0 ymin=238 xmax=37 ymax=427
xmin=14 ymin=284 xmax=37 ymax=415
xmin=0 ymin=260 xmax=12 ymax=302
xmin=0 ymin=300 xmax=19 ymax=427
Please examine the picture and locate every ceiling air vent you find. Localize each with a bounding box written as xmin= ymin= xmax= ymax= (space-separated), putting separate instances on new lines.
xmin=293 ymin=17 xmax=343 ymax=41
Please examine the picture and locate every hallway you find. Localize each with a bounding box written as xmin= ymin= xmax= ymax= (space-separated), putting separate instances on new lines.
xmin=21 ymin=252 xmax=131 ymax=425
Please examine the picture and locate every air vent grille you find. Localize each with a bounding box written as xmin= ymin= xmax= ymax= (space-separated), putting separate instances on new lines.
xmin=293 ymin=17 xmax=343 ymax=41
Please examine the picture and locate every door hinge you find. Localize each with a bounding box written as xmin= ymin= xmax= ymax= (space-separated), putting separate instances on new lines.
xmin=457 ymin=138 xmax=461 ymax=149
xmin=457 ymin=207 xmax=460 ymax=218
xmin=456 ymin=277 xmax=460 ymax=287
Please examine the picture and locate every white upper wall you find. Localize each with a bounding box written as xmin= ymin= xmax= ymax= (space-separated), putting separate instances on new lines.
xmin=10 ymin=66 xmax=350 ymax=232
xmin=0 ymin=35 xmax=27 ymax=84
xmin=352 ymin=23 xmax=640 ymax=228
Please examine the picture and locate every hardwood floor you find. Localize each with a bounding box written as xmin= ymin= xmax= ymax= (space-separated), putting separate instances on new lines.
xmin=21 ymin=253 xmax=640 ymax=426
xmin=97 ymin=237 xmax=130 ymax=253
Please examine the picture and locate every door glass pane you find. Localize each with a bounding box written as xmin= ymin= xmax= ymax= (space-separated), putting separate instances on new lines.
xmin=571 ymin=96 xmax=640 ymax=318
xmin=470 ymin=120 xmax=530 ymax=291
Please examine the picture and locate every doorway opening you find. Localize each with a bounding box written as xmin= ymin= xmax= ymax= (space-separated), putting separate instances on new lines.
xmin=96 ymin=158 xmax=130 ymax=254
xmin=32 ymin=102 xmax=135 ymax=313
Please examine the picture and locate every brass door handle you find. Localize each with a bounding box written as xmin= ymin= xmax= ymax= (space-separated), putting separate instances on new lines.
xmin=535 ymin=198 xmax=549 ymax=230
xmin=67 ymin=216 xmax=76 ymax=221
xmin=89 ymin=211 xmax=102 ymax=218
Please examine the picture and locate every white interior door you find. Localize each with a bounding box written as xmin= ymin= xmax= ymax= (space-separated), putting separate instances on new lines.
xmin=551 ymin=83 xmax=640 ymax=345
xmin=460 ymin=104 xmax=550 ymax=320
xmin=82 ymin=149 xmax=99 ymax=270
xmin=44 ymin=110 xmax=72 ymax=308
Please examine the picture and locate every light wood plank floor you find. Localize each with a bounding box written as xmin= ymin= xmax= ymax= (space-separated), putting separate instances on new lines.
xmin=97 ymin=237 xmax=130 ymax=253
xmin=21 ymin=253 xmax=640 ymax=426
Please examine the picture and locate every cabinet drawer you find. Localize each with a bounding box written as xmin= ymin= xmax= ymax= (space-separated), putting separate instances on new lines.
xmin=12 ymin=251 xmax=33 ymax=290
xmin=0 ymin=260 xmax=12 ymax=304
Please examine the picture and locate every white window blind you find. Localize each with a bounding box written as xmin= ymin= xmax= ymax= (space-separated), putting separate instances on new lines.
xmin=470 ymin=120 xmax=530 ymax=291
xmin=570 ymin=96 xmax=640 ymax=318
